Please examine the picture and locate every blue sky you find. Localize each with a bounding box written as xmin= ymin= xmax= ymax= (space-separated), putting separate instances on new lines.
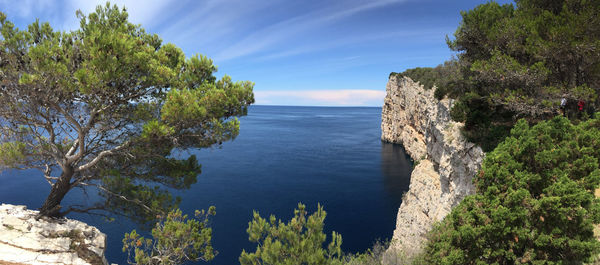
xmin=1 ymin=0 xmax=513 ymax=106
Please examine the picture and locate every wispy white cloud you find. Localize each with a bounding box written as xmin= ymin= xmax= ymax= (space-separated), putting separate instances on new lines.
xmin=160 ymin=0 xmax=275 ymax=50
xmin=254 ymin=28 xmax=448 ymax=61
xmin=255 ymin=89 xmax=385 ymax=106
xmin=213 ymin=0 xmax=407 ymax=62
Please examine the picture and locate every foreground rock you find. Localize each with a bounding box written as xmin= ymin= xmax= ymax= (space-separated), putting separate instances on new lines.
xmin=381 ymin=76 xmax=485 ymax=261
xmin=0 ymin=204 xmax=108 ymax=265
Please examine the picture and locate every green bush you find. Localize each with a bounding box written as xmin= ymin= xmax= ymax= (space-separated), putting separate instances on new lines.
xmin=396 ymin=67 xmax=437 ymax=90
xmin=239 ymin=203 xmax=344 ymax=265
xmin=392 ymin=60 xmax=462 ymax=100
xmin=422 ymin=115 xmax=600 ymax=264
xmin=450 ymin=93 xmax=515 ymax=152
xmin=122 ymin=207 xmax=216 ymax=265
xmin=450 ymin=100 xmax=468 ymax=123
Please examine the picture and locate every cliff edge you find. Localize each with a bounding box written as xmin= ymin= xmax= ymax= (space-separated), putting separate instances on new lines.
xmin=0 ymin=204 xmax=108 ymax=265
xmin=381 ymin=76 xmax=485 ymax=260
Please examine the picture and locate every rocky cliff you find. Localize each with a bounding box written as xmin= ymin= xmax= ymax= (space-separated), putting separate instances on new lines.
xmin=0 ymin=204 xmax=108 ymax=265
xmin=381 ymin=76 xmax=485 ymax=260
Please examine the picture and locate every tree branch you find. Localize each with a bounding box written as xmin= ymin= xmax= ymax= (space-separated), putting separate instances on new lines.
xmin=43 ymin=164 xmax=58 ymax=187
xmin=61 ymin=205 xmax=107 ymax=216
xmin=75 ymin=140 xmax=130 ymax=172
xmin=77 ymin=182 xmax=154 ymax=213
xmin=66 ymin=139 xmax=79 ymax=157
xmin=51 ymin=102 xmax=86 ymax=164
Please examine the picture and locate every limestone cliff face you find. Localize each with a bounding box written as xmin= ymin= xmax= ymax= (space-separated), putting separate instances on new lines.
xmin=382 ymin=76 xmax=485 ymax=259
xmin=0 ymin=204 xmax=108 ymax=265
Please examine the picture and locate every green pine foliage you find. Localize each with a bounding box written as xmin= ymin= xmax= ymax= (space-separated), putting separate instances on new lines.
xmin=422 ymin=114 xmax=600 ymax=264
xmin=449 ymin=92 xmax=515 ymax=152
xmin=0 ymin=3 xmax=254 ymax=219
xmin=239 ymin=203 xmax=344 ymax=265
xmin=123 ymin=207 xmax=216 ymax=265
xmin=0 ymin=142 xmax=28 ymax=168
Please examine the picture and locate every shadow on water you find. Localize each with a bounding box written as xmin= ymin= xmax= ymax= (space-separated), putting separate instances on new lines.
xmin=381 ymin=142 xmax=413 ymax=208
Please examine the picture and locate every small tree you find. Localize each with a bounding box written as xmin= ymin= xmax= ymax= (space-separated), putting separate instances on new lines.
xmin=123 ymin=207 xmax=216 ymax=265
xmin=0 ymin=3 xmax=253 ymax=220
xmin=423 ymin=115 xmax=600 ymax=264
xmin=239 ymin=203 xmax=344 ymax=265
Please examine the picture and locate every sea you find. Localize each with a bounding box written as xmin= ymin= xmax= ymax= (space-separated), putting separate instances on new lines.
xmin=0 ymin=105 xmax=413 ymax=265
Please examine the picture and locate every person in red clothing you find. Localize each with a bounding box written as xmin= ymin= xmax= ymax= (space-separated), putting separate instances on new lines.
xmin=577 ymin=100 xmax=587 ymax=119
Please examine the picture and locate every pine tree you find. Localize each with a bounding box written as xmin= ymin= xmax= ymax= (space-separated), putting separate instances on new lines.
xmin=0 ymin=3 xmax=254 ymax=220
xmin=239 ymin=203 xmax=344 ymax=265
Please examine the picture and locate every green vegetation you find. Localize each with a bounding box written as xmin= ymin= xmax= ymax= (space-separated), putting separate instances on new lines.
xmin=123 ymin=204 xmax=405 ymax=265
xmin=449 ymin=0 xmax=600 ymax=116
xmin=395 ymin=0 xmax=600 ymax=151
xmin=239 ymin=203 xmax=344 ymax=265
xmin=446 ymin=0 xmax=599 ymax=151
xmin=421 ymin=115 xmax=600 ymax=264
xmin=126 ymin=204 xmax=411 ymax=265
xmin=123 ymin=207 xmax=216 ymax=265
xmin=450 ymin=92 xmax=515 ymax=152
xmin=0 ymin=3 xmax=253 ymax=220
xmin=390 ymin=59 xmax=464 ymax=100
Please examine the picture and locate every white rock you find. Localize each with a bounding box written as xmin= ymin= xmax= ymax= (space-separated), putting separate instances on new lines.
xmin=89 ymin=246 xmax=104 ymax=257
xmin=92 ymin=233 xmax=106 ymax=249
xmin=381 ymin=76 xmax=485 ymax=261
xmin=0 ymin=203 xmax=109 ymax=265
xmin=0 ymin=241 xmax=39 ymax=263
xmin=36 ymin=252 xmax=89 ymax=265
xmin=2 ymin=215 xmax=31 ymax=231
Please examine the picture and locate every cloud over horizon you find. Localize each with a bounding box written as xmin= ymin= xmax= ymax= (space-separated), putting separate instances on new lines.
xmin=255 ymin=89 xmax=385 ymax=106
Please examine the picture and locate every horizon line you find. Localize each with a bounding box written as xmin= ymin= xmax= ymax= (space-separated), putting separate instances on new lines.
xmin=251 ymin=104 xmax=382 ymax=108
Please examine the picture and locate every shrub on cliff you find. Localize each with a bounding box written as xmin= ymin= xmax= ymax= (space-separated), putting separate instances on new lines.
xmin=450 ymin=92 xmax=515 ymax=152
xmin=123 ymin=207 xmax=217 ymax=265
xmin=422 ymin=114 xmax=600 ymax=264
xmin=391 ymin=59 xmax=463 ymax=100
xmin=239 ymin=203 xmax=344 ymax=265
xmin=0 ymin=3 xmax=253 ymax=220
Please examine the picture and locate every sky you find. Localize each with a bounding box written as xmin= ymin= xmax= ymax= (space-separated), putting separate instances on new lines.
xmin=0 ymin=0 xmax=513 ymax=106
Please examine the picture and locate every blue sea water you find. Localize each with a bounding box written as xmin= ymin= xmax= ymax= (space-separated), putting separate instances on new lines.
xmin=0 ymin=105 xmax=412 ymax=265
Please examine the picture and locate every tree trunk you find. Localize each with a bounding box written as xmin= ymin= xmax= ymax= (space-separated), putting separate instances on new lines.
xmin=39 ymin=167 xmax=74 ymax=217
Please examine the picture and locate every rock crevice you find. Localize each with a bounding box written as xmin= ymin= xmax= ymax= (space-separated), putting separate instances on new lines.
xmin=382 ymin=76 xmax=485 ymax=259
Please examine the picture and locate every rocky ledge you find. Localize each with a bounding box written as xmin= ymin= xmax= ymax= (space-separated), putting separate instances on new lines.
xmin=381 ymin=76 xmax=485 ymax=261
xmin=0 ymin=204 xmax=108 ymax=265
